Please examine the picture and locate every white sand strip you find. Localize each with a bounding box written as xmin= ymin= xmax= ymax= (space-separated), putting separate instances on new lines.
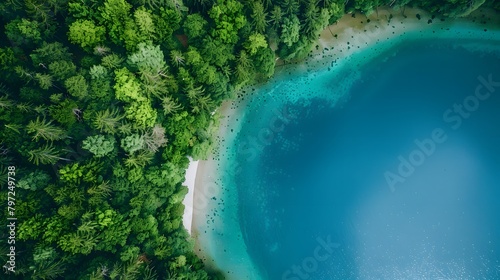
xmin=182 ymin=158 xmax=199 ymax=234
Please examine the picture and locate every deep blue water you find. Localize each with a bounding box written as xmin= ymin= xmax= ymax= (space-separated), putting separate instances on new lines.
xmin=228 ymin=38 xmax=500 ymax=279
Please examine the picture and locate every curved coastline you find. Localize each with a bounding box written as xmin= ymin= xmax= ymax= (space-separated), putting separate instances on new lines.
xmin=186 ymin=7 xmax=500 ymax=279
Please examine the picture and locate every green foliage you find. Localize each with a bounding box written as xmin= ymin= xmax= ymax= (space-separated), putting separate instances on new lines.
xmin=59 ymin=163 xmax=84 ymax=184
xmin=17 ymin=170 xmax=51 ymax=191
xmin=161 ymin=95 xmax=183 ymax=115
xmin=121 ymin=134 xmax=144 ymax=153
xmin=58 ymin=231 xmax=98 ymax=255
xmin=253 ymin=47 xmax=275 ymax=79
xmin=102 ymin=54 xmax=124 ymax=69
xmin=68 ymin=19 xmax=107 ymax=50
xmin=154 ymin=7 xmax=182 ymax=45
xmin=92 ymin=108 xmax=124 ymax=134
xmin=5 ymin=18 xmax=42 ymax=46
xmin=200 ymin=37 xmax=234 ymax=67
xmin=183 ymin=13 xmax=208 ymax=40
xmin=31 ymin=259 xmax=66 ymax=280
xmin=281 ymin=15 xmax=300 ymax=47
xmin=114 ymin=68 xmax=146 ymax=102
xmin=208 ymin=0 xmax=247 ymax=44
xmin=49 ymin=99 xmax=80 ymax=127
xmin=65 ymin=75 xmax=89 ymax=99
xmin=328 ymin=2 xmax=345 ymax=22
xmin=35 ymin=73 xmax=53 ymax=90
xmin=83 ymin=135 xmax=116 ymax=157
xmin=89 ymin=65 xmax=109 ymax=80
xmin=415 ymin=0 xmax=487 ymax=17
xmin=244 ymin=33 xmax=268 ymax=55
xmin=250 ymin=1 xmax=267 ymax=33
xmin=31 ymin=42 xmax=72 ymax=66
xmin=127 ymin=43 xmax=167 ymax=78
xmin=142 ymin=124 xmax=168 ymax=152
xmin=33 ymin=246 xmax=57 ymax=264
xmin=0 ymin=47 xmax=17 ymax=71
xmin=26 ymin=117 xmax=67 ymax=141
xmin=125 ymin=101 xmax=158 ymax=128
xmin=18 ymin=214 xmax=45 ymax=241
xmin=120 ymin=246 xmax=140 ymax=262
xmin=99 ymin=0 xmax=133 ymax=45
xmin=125 ymin=150 xmax=154 ymax=168
xmin=41 ymin=216 xmax=67 ymax=243
xmin=48 ymin=60 xmax=77 ymax=82
xmin=134 ymin=7 xmax=156 ymax=40
xmin=269 ymin=5 xmax=283 ymax=29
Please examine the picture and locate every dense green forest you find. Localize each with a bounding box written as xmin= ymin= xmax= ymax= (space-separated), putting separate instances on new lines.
xmin=0 ymin=0 xmax=498 ymax=279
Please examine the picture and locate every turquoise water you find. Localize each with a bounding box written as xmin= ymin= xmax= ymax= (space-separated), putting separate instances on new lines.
xmin=201 ymin=23 xmax=500 ymax=279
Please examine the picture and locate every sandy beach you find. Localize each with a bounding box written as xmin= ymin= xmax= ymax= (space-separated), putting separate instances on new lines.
xmin=181 ymin=158 xmax=198 ymax=234
xmin=182 ymin=6 xmax=500 ymax=278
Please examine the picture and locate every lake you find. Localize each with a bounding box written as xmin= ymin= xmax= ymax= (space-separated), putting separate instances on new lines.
xmin=198 ymin=22 xmax=500 ymax=280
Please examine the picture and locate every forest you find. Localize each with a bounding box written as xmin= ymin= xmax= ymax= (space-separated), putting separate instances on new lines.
xmin=0 ymin=0 xmax=498 ymax=279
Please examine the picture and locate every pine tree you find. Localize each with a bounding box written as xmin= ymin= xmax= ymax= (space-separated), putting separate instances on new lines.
xmin=142 ymin=124 xmax=168 ymax=153
xmin=251 ymin=1 xmax=268 ymax=33
xmin=92 ymin=108 xmax=123 ymax=134
xmin=26 ymin=117 xmax=67 ymax=141
xmin=170 ymin=50 xmax=185 ymax=67
xmin=161 ymin=95 xmax=183 ymax=115
xmin=27 ymin=144 xmax=68 ymax=165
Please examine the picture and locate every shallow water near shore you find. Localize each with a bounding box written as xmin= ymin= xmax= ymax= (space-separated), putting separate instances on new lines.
xmin=196 ymin=21 xmax=500 ymax=279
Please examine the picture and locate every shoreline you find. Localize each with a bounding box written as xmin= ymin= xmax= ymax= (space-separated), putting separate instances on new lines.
xmin=183 ymin=6 xmax=500 ymax=279
xmin=181 ymin=158 xmax=198 ymax=234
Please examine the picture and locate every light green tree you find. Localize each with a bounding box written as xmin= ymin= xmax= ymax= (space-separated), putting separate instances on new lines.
xmin=134 ymin=7 xmax=156 ymax=40
xmin=124 ymin=150 xmax=154 ymax=168
xmin=114 ymin=68 xmax=146 ymax=102
xmin=68 ymin=19 xmax=106 ymax=50
xmin=208 ymin=0 xmax=246 ymax=44
xmin=0 ymin=47 xmax=17 ymax=71
xmin=280 ymin=0 xmax=299 ymax=15
xmin=121 ymin=134 xmax=144 ymax=153
xmin=102 ymin=54 xmax=124 ymax=69
xmin=58 ymin=232 xmax=98 ymax=255
xmin=127 ymin=43 xmax=168 ymax=79
xmin=269 ymin=5 xmax=283 ymax=29
xmin=35 ymin=73 xmax=53 ymax=90
xmin=99 ymin=0 xmax=132 ymax=45
xmin=244 ymin=33 xmax=268 ymax=55
xmin=281 ymin=15 xmax=301 ymax=47
xmin=82 ymin=135 xmax=116 ymax=157
xmin=89 ymin=65 xmax=109 ymax=80
xmin=124 ymin=101 xmax=157 ymax=129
